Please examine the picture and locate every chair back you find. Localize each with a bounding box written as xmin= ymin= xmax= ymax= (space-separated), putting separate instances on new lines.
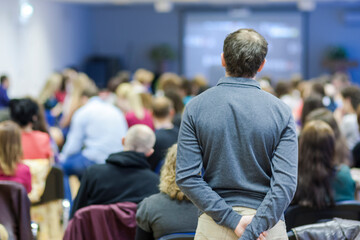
xmin=64 ymin=202 xmax=137 ymax=240
xmin=285 ymin=201 xmax=360 ymax=231
xmin=0 ymin=181 xmax=32 ymax=240
xmin=158 ymin=232 xmax=195 ymax=240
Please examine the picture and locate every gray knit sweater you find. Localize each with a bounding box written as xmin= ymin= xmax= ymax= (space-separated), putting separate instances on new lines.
xmin=176 ymin=76 xmax=298 ymax=239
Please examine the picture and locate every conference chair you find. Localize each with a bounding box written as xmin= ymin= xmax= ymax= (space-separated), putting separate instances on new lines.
xmin=285 ymin=201 xmax=360 ymax=232
xmin=0 ymin=181 xmax=33 ymax=240
xmin=64 ymin=202 xmax=137 ymax=240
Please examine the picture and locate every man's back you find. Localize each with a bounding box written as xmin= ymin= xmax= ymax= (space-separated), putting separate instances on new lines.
xmin=186 ymin=77 xmax=292 ymax=199
xmin=71 ymin=151 xmax=159 ymax=218
xmin=176 ymin=76 xmax=298 ymax=238
xmin=62 ymin=97 xmax=128 ymax=163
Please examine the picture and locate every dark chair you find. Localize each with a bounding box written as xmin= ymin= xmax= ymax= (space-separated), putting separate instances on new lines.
xmin=285 ymin=201 xmax=360 ymax=231
xmin=158 ymin=232 xmax=195 ymax=240
xmin=0 ymin=181 xmax=33 ymax=240
xmin=64 ymin=202 xmax=137 ymax=240
xmin=32 ymin=166 xmax=64 ymax=206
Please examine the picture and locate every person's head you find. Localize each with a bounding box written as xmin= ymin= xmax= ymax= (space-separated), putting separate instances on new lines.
xmin=0 ymin=75 xmax=9 ymax=89
xmin=164 ymin=89 xmax=184 ymax=114
xmin=38 ymin=73 xmax=62 ymax=104
xmin=122 ymin=124 xmax=155 ymax=157
xmin=159 ymin=144 xmax=188 ymax=201
xmin=306 ymin=108 xmax=351 ymax=166
xmin=9 ymin=98 xmax=39 ymax=128
xmin=80 ymin=81 xmax=99 ymax=105
xmin=107 ymin=71 xmax=131 ymax=93
xmin=222 ymin=28 xmax=268 ymax=78
xmin=157 ymin=73 xmax=182 ymax=92
xmin=116 ymin=83 xmax=145 ymax=119
xmin=0 ymin=121 xmax=22 ymax=176
xmin=134 ymin=68 xmax=154 ymax=85
xmin=300 ymin=94 xmax=324 ymax=127
xmin=152 ymin=97 xmax=174 ymax=121
xmin=341 ymin=86 xmax=360 ymax=114
xmin=274 ymin=81 xmax=291 ymax=98
xmin=294 ymin=120 xmax=335 ymax=208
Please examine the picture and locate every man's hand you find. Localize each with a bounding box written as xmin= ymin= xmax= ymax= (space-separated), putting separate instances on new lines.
xmin=234 ymin=215 xmax=267 ymax=240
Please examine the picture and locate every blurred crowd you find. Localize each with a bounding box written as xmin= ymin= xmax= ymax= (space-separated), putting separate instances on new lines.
xmin=0 ymin=68 xmax=360 ymax=239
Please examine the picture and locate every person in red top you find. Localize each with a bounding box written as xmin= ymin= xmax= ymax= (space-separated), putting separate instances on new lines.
xmin=0 ymin=121 xmax=31 ymax=193
xmin=9 ymin=98 xmax=53 ymax=161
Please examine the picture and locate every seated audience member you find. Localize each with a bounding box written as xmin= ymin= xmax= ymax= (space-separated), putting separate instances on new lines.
xmin=60 ymin=72 xmax=90 ymax=130
xmin=338 ymin=86 xmax=360 ymax=150
xmin=292 ymin=120 xmax=355 ymax=208
xmin=352 ymin=106 xmax=360 ymax=168
xmin=38 ymin=73 xmax=63 ymax=127
xmin=300 ymin=94 xmax=324 ymax=129
xmin=116 ymin=83 xmax=154 ymax=130
xmin=136 ymin=144 xmax=198 ymax=240
xmin=61 ymin=83 xmax=128 ymax=179
xmin=164 ymin=90 xmax=184 ymax=128
xmin=9 ymin=98 xmax=53 ymax=161
xmin=0 ymin=75 xmax=10 ymax=108
xmin=0 ymin=121 xmax=31 ymax=193
xmin=306 ymin=108 xmax=352 ymax=167
xmin=70 ymin=124 xmax=159 ymax=218
xmin=132 ymin=68 xmax=155 ymax=94
xmin=148 ymin=97 xmax=179 ymax=171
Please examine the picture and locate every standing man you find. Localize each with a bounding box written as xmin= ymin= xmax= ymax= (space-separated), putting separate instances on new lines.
xmin=176 ymin=29 xmax=298 ymax=240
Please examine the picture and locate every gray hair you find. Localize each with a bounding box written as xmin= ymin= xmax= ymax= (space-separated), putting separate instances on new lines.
xmin=124 ymin=124 xmax=155 ymax=153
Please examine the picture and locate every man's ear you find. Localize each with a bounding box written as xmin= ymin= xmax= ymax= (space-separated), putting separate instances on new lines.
xmin=221 ymin=53 xmax=226 ymax=68
xmin=122 ymin=137 xmax=125 ymax=147
xmin=145 ymin=148 xmax=154 ymax=157
xmin=257 ymin=59 xmax=266 ymax=73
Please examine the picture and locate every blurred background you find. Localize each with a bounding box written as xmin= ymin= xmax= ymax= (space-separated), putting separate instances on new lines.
xmin=0 ymin=0 xmax=359 ymax=97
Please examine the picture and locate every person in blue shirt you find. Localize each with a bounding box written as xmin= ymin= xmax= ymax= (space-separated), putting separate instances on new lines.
xmin=61 ymin=82 xmax=128 ymax=179
xmin=0 ymin=75 xmax=10 ymax=108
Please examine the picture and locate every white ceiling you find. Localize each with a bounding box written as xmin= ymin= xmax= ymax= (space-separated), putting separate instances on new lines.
xmin=49 ymin=0 xmax=360 ymax=5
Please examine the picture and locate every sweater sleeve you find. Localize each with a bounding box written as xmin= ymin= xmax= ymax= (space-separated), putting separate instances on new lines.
xmin=176 ymin=107 xmax=242 ymax=230
xmin=240 ymin=115 xmax=298 ymax=239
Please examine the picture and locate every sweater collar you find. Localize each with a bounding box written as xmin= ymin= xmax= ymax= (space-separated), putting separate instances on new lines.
xmin=216 ymin=76 xmax=261 ymax=90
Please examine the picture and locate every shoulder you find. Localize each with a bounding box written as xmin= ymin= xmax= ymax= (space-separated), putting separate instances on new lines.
xmin=16 ymin=163 xmax=31 ymax=173
xmin=138 ymin=193 xmax=166 ymax=213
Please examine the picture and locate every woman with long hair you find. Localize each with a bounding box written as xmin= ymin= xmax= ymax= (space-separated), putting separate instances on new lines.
xmin=0 ymin=121 xmax=31 ymax=193
xmin=116 ymin=83 xmax=154 ymax=130
xmin=136 ymin=144 xmax=198 ymax=240
xmin=306 ymin=109 xmax=355 ymax=202
xmin=293 ymin=120 xmax=355 ymax=208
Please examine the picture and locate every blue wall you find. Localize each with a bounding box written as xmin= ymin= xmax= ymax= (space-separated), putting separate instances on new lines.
xmin=307 ymin=3 xmax=360 ymax=84
xmin=89 ymin=5 xmax=179 ymax=73
xmin=88 ymin=3 xmax=360 ymax=83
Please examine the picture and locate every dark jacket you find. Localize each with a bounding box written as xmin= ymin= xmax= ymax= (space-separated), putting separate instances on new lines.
xmin=291 ymin=218 xmax=360 ymax=240
xmin=70 ymin=151 xmax=159 ymax=218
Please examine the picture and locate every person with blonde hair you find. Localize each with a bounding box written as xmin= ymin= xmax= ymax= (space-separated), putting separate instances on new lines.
xmin=136 ymin=144 xmax=198 ymax=240
xmin=0 ymin=121 xmax=31 ymax=193
xmin=116 ymin=83 xmax=154 ymax=130
xmin=60 ymin=73 xmax=94 ymax=129
xmin=132 ymin=68 xmax=155 ymax=93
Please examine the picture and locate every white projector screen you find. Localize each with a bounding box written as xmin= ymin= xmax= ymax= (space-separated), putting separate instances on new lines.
xmin=183 ymin=11 xmax=303 ymax=86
